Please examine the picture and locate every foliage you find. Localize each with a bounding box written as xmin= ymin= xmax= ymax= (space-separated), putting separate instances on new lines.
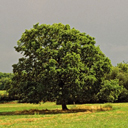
xmin=97 ymin=79 xmax=123 ymax=102
xmin=0 ymin=72 xmax=12 ymax=79
xmin=118 ymin=88 xmax=128 ymax=102
xmin=117 ymin=61 xmax=128 ymax=73
xmin=0 ymin=72 xmax=13 ymax=90
xmin=106 ymin=62 xmax=128 ymax=102
xmin=0 ymin=90 xmax=16 ymax=103
xmin=0 ymin=90 xmax=7 ymax=95
xmin=8 ymin=23 xmax=112 ymax=109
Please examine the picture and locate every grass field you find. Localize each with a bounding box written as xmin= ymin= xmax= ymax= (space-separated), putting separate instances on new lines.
xmin=0 ymin=101 xmax=128 ymax=128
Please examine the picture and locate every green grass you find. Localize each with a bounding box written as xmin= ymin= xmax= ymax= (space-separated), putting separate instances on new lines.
xmin=0 ymin=102 xmax=128 ymax=128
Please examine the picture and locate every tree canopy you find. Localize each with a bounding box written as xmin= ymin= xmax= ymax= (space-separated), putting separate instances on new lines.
xmin=8 ymin=23 xmax=112 ymax=110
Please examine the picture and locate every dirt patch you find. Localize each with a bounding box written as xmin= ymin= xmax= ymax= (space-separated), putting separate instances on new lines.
xmin=0 ymin=106 xmax=112 ymax=115
xmin=0 ymin=106 xmax=112 ymax=126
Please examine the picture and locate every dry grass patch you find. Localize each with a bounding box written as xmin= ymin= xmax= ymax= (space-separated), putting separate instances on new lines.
xmin=14 ymin=116 xmax=55 ymax=122
xmin=0 ymin=116 xmax=55 ymax=126
xmin=0 ymin=122 xmax=12 ymax=125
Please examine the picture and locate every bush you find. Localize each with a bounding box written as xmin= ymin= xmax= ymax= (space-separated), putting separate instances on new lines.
xmin=118 ymin=88 xmax=128 ymax=102
xmin=97 ymin=79 xmax=123 ymax=102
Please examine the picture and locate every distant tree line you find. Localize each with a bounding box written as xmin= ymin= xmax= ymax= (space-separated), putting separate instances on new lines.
xmin=0 ymin=72 xmax=13 ymax=90
xmin=0 ymin=72 xmax=15 ymax=103
xmin=104 ymin=62 xmax=128 ymax=102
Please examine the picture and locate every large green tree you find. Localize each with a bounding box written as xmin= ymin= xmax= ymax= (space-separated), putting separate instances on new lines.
xmin=8 ymin=23 xmax=111 ymax=110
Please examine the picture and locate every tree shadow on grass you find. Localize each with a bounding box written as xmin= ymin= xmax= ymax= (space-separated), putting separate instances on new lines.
xmin=0 ymin=107 xmax=112 ymax=116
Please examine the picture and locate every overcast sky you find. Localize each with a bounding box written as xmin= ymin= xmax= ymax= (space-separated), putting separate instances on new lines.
xmin=1 ymin=0 xmax=128 ymax=73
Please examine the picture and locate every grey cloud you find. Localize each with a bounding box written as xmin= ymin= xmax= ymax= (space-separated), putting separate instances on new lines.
xmin=1 ymin=0 xmax=128 ymax=72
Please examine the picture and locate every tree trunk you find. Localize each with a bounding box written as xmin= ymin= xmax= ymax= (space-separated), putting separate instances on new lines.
xmin=62 ymin=103 xmax=68 ymax=110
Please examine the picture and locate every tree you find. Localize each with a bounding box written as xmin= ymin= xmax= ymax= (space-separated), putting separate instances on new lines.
xmin=8 ymin=23 xmax=111 ymax=110
xmin=105 ymin=62 xmax=128 ymax=102
xmin=97 ymin=80 xmax=123 ymax=102
xmin=0 ymin=72 xmax=13 ymax=90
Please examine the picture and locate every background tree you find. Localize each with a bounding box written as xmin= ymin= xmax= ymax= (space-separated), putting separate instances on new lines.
xmin=8 ymin=23 xmax=112 ymax=110
xmin=0 ymin=72 xmax=13 ymax=90
xmin=105 ymin=62 xmax=128 ymax=102
xmin=97 ymin=79 xmax=123 ymax=102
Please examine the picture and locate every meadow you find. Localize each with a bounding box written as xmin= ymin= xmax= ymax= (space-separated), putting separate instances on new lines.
xmin=0 ymin=101 xmax=127 ymax=128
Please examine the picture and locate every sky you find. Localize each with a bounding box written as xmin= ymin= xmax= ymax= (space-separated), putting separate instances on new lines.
xmin=1 ymin=0 xmax=128 ymax=73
